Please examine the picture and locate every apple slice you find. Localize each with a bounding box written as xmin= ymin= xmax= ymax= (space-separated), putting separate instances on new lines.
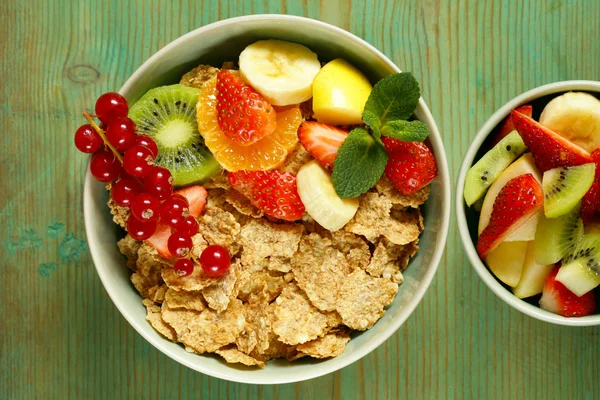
xmin=485 ymin=241 xmax=528 ymax=287
xmin=479 ymin=153 xmax=542 ymax=235
xmin=513 ymin=241 xmax=554 ymax=298
xmin=477 ymin=174 xmax=543 ymax=258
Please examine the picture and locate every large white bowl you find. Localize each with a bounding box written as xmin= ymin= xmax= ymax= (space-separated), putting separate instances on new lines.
xmin=84 ymin=14 xmax=451 ymax=384
xmin=456 ymin=80 xmax=600 ymax=327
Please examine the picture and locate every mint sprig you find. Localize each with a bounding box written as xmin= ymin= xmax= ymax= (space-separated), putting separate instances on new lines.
xmin=380 ymin=120 xmax=429 ymax=142
xmin=332 ymin=71 xmax=429 ymax=198
xmin=332 ymin=128 xmax=388 ymax=198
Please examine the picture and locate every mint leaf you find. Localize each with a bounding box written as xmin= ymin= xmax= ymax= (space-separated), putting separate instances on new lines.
xmin=363 ymin=110 xmax=381 ymax=138
xmin=363 ymin=72 xmax=420 ymax=128
xmin=332 ymin=127 xmax=388 ymax=198
xmin=381 ymin=120 xmax=429 ymax=142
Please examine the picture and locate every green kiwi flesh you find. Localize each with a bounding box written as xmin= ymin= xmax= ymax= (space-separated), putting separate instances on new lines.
xmin=464 ymin=131 xmax=527 ymax=206
xmin=542 ymin=163 xmax=595 ymax=218
xmin=129 ymin=84 xmax=221 ymax=186
xmin=534 ymin=202 xmax=583 ymax=265
xmin=556 ymin=232 xmax=600 ymax=296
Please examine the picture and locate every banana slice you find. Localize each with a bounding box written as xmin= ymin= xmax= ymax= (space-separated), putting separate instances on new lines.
xmin=539 ymin=92 xmax=600 ymax=152
xmin=239 ymin=40 xmax=321 ymax=106
xmin=297 ymin=160 xmax=359 ymax=231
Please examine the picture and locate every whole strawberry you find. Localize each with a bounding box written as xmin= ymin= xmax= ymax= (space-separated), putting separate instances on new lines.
xmin=216 ymin=70 xmax=277 ymax=146
xmin=381 ymin=137 xmax=437 ymax=195
xmin=580 ymin=149 xmax=600 ymax=224
xmin=540 ymin=266 xmax=596 ymax=317
xmin=228 ymin=170 xmax=305 ymax=221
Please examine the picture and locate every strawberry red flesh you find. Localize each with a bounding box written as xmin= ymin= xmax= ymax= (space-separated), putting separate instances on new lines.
xmin=539 ymin=266 xmax=596 ymax=317
xmin=382 ymin=137 xmax=438 ymax=195
xmin=145 ymin=185 xmax=208 ymax=257
xmin=477 ymin=173 xmax=543 ymax=258
xmin=228 ymin=170 xmax=305 ymax=221
xmin=580 ymin=149 xmax=600 ymax=224
xmin=511 ymin=110 xmax=592 ymax=172
xmin=216 ymin=70 xmax=277 ymax=146
xmin=298 ymin=121 xmax=349 ymax=170
xmin=492 ymin=105 xmax=532 ymax=147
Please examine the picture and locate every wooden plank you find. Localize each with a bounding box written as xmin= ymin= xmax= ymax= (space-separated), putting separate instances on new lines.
xmin=1 ymin=0 xmax=599 ymax=399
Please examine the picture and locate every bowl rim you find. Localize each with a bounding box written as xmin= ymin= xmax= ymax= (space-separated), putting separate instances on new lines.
xmin=456 ymin=79 xmax=600 ymax=327
xmin=84 ymin=14 xmax=452 ymax=383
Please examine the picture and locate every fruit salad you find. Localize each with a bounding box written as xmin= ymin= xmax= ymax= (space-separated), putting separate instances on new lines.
xmin=75 ymin=39 xmax=438 ymax=367
xmin=463 ymin=92 xmax=600 ymax=317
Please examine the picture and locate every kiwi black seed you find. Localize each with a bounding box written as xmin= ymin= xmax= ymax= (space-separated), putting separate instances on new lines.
xmin=534 ymin=203 xmax=583 ymax=265
xmin=463 ymin=131 xmax=527 ymax=206
xmin=128 ymin=84 xmax=221 ymax=186
xmin=541 ymin=163 xmax=595 ymax=218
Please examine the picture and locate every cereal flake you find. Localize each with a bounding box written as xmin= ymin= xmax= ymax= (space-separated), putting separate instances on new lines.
xmin=296 ymin=327 xmax=351 ymax=359
xmin=143 ymin=299 xmax=176 ymax=341
xmin=216 ymin=346 xmax=266 ymax=368
xmin=336 ymin=269 xmax=398 ymax=330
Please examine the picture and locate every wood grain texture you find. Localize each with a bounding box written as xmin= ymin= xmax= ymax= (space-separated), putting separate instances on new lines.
xmin=1 ymin=0 xmax=600 ymax=398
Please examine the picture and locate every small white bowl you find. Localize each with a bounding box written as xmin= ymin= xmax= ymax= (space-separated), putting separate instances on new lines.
xmin=84 ymin=15 xmax=451 ymax=383
xmin=456 ymin=80 xmax=600 ymax=327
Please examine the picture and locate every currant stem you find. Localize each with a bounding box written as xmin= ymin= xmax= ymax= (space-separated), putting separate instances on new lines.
xmin=82 ymin=111 xmax=123 ymax=163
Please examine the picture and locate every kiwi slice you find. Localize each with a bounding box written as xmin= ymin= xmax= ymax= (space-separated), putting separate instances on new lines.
xmin=542 ymin=163 xmax=595 ymax=218
xmin=129 ymin=84 xmax=221 ymax=186
xmin=464 ymin=131 xmax=527 ymax=206
xmin=534 ymin=202 xmax=583 ymax=265
xmin=556 ymin=232 xmax=600 ymax=296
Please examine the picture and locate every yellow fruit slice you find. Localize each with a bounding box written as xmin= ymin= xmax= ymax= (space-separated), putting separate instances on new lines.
xmin=312 ymin=58 xmax=372 ymax=126
xmin=485 ymin=241 xmax=528 ymax=287
xmin=197 ymin=75 xmax=301 ymax=172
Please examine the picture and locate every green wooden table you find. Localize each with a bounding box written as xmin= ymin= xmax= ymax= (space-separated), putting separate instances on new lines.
xmin=2 ymin=0 xmax=600 ymax=398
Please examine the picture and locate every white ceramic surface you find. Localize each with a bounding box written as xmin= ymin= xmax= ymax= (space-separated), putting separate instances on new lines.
xmin=84 ymin=14 xmax=451 ymax=384
xmin=456 ymin=80 xmax=600 ymax=327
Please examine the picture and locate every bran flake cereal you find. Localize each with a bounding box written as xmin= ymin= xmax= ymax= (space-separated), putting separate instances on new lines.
xmin=161 ymin=298 xmax=245 ymax=354
xmin=201 ymin=261 xmax=239 ymax=312
xmin=164 ymin=288 xmax=207 ymax=312
xmin=143 ymin=299 xmax=176 ymax=341
xmin=273 ymin=284 xmax=333 ymax=345
xmin=216 ymin=346 xmax=266 ymax=367
xmin=336 ymin=269 xmax=398 ymax=330
xmin=293 ymin=233 xmax=349 ymax=312
xmin=296 ymin=327 xmax=351 ymax=359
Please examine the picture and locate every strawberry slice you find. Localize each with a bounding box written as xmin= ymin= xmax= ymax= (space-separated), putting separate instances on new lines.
xmin=173 ymin=185 xmax=208 ymax=218
xmin=145 ymin=185 xmax=208 ymax=257
xmin=381 ymin=137 xmax=438 ymax=195
xmin=228 ymin=170 xmax=305 ymax=221
xmin=477 ymin=173 xmax=543 ymax=258
xmin=539 ymin=266 xmax=596 ymax=317
xmin=298 ymin=121 xmax=349 ymax=170
xmin=511 ymin=110 xmax=592 ymax=172
xmin=580 ymin=149 xmax=600 ymax=224
xmin=491 ymin=105 xmax=532 ymax=147
xmin=216 ymin=70 xmax=277 ymax=146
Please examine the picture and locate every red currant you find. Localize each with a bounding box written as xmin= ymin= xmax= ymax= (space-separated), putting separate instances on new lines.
xmin=74 ymin=124 xmax=103 ymax=153
xmin=106 ymin=116 xmax=136 ymax=152
xmin=127 ymin=215 xmax=157 ymax=240
xmin=199 ymin=245 xmax=231 ymax=277
xmin=90 ymin=150 xmax=121 ymax=182
xmin=95 ymin=92 xmax=128 ymax=125
xmin=144 ymin=166 xmax=173 ymax=200
xmin=174 ymin=258 xmax=194 ymax=277
xmin=174 ymin=216 xmax=199 ymax=237
xmin=131 ymin=192 xmax=160 ymax=222
xmin=135 ymin=135 xmax=158 ymax=158
xmin=160 ymin=194 xmax=189 ymax=227
xmin=111 ymin=176 xmax=143 ymax=207
xmin=123 ymin=144 xmax=155 ymax=178
xmin=167 ymin=232 xmax=193 ymax=258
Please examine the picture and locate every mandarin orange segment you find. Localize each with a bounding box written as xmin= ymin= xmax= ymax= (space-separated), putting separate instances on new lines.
xmin=197 ymin=75 xmax=302 ymax=172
